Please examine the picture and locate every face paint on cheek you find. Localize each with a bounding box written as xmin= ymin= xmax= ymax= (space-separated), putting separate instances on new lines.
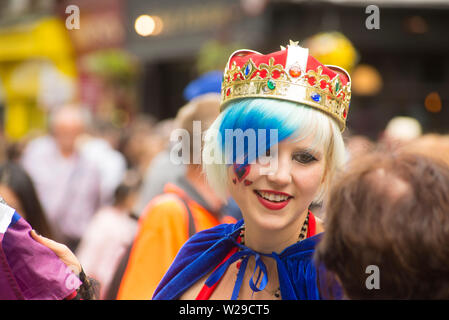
xmin=233 ymin=163 xmax=251 ymax=183
xmin=243 ymin=179 xmax=253 ymax=186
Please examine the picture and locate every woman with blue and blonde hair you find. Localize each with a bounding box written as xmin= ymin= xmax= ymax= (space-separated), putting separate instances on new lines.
xmin=152 ymin=41 xmax=351 ymax=300
xmin=27 ymin=41 xmax=351 ymax=300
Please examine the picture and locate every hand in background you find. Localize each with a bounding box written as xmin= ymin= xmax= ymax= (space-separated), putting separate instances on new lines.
xmin=30 ymin=230 xmax=82 ymax=276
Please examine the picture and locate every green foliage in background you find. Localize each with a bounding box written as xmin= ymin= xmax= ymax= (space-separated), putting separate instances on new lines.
xmin=196 ymin=40 xmax=245 ymax=74
xmin=82 ymin=49 xmax=139 ymax=86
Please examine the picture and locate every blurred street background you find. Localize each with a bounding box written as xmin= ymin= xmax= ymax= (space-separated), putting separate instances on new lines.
xmin=0 ymin=0 xmax=448 ymax=142
xmin=0 ymin=0 xmax=448 ymax=299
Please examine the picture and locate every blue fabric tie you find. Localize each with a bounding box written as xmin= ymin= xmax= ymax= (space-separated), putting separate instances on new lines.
xmin=204 ymin=235 xmax=275 ymax=300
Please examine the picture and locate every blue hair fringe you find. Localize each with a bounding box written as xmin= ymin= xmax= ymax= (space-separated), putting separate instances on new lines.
xmin=219 ymin=98 xmax=302 ymax=168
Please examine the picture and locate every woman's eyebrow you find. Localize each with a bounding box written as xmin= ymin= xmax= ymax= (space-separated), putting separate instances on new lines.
xmin=293 ymin=147 xmax=323 ymax=157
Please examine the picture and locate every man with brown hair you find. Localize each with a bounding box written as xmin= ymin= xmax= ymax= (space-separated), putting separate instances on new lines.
xmin=316 ymin=151 xmax=449 ymax=299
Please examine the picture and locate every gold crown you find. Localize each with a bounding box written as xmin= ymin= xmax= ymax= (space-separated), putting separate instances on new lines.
xmin=220 ymin=44 xmax=352 ymax=131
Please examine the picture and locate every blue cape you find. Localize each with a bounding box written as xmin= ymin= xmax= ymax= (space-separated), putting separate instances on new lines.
xmin=153 ymin=220 xmax=337 ymax=300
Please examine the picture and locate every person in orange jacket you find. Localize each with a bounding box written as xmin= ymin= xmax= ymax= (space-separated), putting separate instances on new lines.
xmin=116 ymin=93 xmax=240 ymax=300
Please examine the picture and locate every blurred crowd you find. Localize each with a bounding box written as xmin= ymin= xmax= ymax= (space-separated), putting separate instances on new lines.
xmin=0 ymin=102 xmax=171 ymax=298
xmin=0 ymin=91 xmax=448 ymax=299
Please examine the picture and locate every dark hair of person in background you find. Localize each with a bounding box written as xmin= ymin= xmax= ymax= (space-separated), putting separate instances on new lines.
xmin=114 ymin=183 xmax=136 ymax=207
xmin=113 ymin=173 xmax=141 ymax=219
xmin=315 ymin=152 xmax=449 ymax=299
xmin=0 ymin=162 xmax=53 ymax=239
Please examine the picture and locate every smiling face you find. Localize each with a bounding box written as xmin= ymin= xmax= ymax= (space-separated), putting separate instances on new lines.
xmin=227 ymin=133 xmax=326 ymax=231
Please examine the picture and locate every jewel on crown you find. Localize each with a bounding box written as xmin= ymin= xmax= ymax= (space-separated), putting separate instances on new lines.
xmin=220 ymin=41 xmax=352 ymax=131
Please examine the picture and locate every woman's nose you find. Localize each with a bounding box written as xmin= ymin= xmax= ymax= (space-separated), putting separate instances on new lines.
xmin=266 ymin=155 xmax=292 ymax=186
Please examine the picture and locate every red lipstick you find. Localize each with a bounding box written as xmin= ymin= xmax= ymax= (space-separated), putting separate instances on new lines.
xmin=254 ymin=190 xmax=293 ymax=211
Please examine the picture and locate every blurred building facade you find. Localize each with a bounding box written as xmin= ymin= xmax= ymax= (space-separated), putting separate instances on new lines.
xmin=0 ymin=0 xmax=77 ymax=140
xmin=125 ymin=0 xmax=449 ymax=138
xmin=0 ymin=0 xmax=448 ymax=140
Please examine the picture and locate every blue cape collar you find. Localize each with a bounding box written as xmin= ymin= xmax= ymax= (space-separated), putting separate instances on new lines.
xmin=205 ymin=220 xmax=322 ymax=299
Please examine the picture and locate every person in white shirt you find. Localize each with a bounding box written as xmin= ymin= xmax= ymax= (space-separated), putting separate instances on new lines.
xmin=21 ymin=105 xmax=102 ymax=251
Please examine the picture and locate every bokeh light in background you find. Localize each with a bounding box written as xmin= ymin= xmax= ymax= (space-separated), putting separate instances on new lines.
xmin=384 ymin=116 xmax=423 ymax=142
xmin=303 ymin=32 xmax=358 ymax=73
xmin=424 ymin=92 xmax=442 ymax=113
xmin=151 ymin=16 xmax=164 ymax=36
xmin=351 ymin=64 xmax=383 ymax=96
xmin=134 ymin=15 xmax=164 ymax=37
xmin=135 ymin=15 xmax=155 ymax=37
xmin=403 ymin=15 xmax=429 ymax=34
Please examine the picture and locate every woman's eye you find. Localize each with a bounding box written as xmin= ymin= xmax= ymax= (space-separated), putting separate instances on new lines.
xmin=292 ymin=152 xmax=317 ymax=164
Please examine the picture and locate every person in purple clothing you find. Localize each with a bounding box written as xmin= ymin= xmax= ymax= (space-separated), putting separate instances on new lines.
xmin=0 ymin=197 xmax=97 ymax=300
